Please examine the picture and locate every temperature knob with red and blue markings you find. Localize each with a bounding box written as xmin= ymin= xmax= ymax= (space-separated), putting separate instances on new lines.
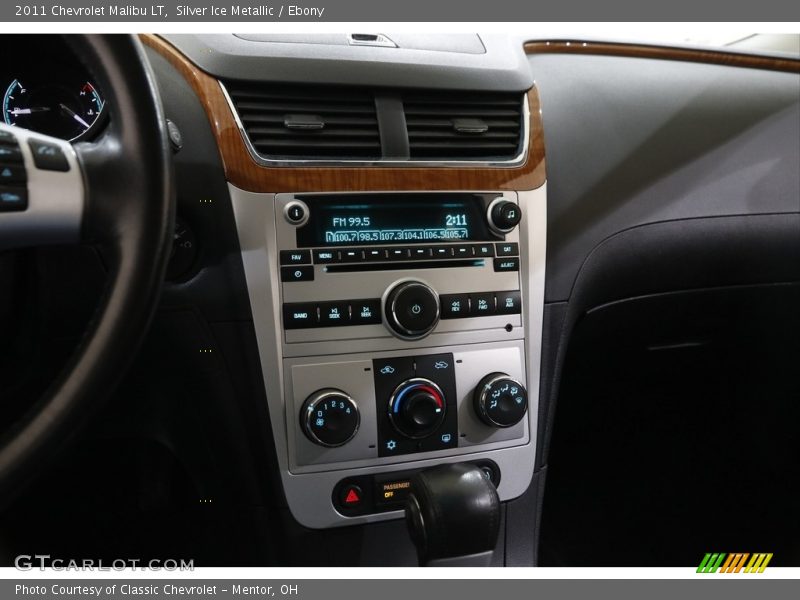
xmin=474 ymin=373 xmax=527 ymax=428
xmin=388 ymin=378 xmax=447 ymax=439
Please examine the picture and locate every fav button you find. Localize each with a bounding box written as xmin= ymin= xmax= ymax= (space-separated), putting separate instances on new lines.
xmin=280 ymin=265 xmax=314 ymax=282
xmin=279 ymin=249 xmax=312 ymax=265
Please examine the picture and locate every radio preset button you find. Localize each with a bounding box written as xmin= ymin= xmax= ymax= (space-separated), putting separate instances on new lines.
xmin=493 ymin=257 xmax=519 ymax=272
xmin=440 ymin=294 xmax=470 ymax=319
xmin=365 ymin=248 xmax=387 ymax=261
xmin=387 ymin=247 xmax=410 ymax=260
xmin=453 ymin=245 xmax=473 ymax=258
xmin=280 ymin=249 xmax=312 ymax=265
xmin=340 ymin=248 xmax=364 ymax=262
xmin=411 ymin=247 xmax=432 ymax=260
xmin=495 ymin=242 xmax=519 ymax=257
xmin=431 ymin=246 xmax=453 ymax=259
xmin=281 ymin=265 xmax=314 ymax=282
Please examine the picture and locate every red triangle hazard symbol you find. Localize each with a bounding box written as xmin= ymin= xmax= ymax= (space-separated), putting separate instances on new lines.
xmin=344 ymin=488 xmax=360 ymax=504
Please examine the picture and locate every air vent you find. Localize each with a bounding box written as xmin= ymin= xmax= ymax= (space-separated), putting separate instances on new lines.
xmin=403 ymin=91 xmax=525 ymax=160
xmin=225 ymin=82 xmax=381 ymax=160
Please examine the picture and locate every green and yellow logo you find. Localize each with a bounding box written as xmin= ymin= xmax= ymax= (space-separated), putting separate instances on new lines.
xmin=697 ymin=553 xmax=773 ymax=573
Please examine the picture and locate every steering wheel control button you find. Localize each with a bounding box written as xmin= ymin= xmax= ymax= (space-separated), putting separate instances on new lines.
xmin=0 ymin=145 xmax=22 ymax=163
xmin=0 ymin=163 xmax=26 ymax=184
xmin=0 ymin=130 xmax=18 ymax=145
xmin=28 ymin=139 xmax=70 ymax=171
xmin=493 ymin=257 xmax=520 ymax=273
xmin=282 ymin=303 xmax=318 ymax=329
xmin=284 ymin=200 xmax=309 ymax=226
xmin=0 ymin=186 xmax=28 ymax=212
xmin=440 ymin=294 xmax=470 ymax=319
xmin=166 ymin=119 xmax=183 ymax=152
xmin=496 ymin=291 xmax=522 ymax=315
xmin=487 ymin=199 xmax=522 ymax=234
xmin=474 ymin=373 xmax=528 ymax=428
xmin=385 ymin=281 xmax=440 ymax=339
xmin=280 ymin=265 xmax=314 ymax=282
xmin=496 ymin=242 xmax=519 ymax=256
xmin=301 ymin=389 xmax=360 ymax=448
xmin=279 ymin=249 xmax=312 ymax=265
xmin=388 ymin=378 xmax=447 ymax=439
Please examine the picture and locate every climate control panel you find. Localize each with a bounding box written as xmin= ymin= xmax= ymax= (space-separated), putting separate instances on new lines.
xmin=284 ymin=341 xmax=528 ymax=471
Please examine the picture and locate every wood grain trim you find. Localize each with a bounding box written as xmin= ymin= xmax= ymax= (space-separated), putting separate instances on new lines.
xmin=524 ymin=40 xmax=800 ymax=74
xmin=140 ymin=34 xmax=546 ymax=193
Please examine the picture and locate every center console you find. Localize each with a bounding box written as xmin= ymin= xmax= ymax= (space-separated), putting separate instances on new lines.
xmin=230 ymin=186 xmax=546 ymax=528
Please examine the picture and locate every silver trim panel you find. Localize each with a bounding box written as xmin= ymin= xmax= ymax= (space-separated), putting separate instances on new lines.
xmin=229 ymin=183 xmax=546 ymax=528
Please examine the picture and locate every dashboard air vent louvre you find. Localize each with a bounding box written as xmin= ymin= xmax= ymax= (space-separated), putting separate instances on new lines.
xmin=226 ymin=83 xmax=381 ymax=160
xmin=402 ymin=90 xmax=525 ymax=160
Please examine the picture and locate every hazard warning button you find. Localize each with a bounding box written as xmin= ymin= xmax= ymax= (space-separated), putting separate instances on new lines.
xmin=339 ymin=484 xmax=363 ymax=508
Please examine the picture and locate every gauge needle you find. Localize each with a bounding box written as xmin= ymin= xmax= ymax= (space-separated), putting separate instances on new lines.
xmin=59 ymin=103 xmax=91 ymax=130
xmin=8 ymin=106 xmax=50 ymax=115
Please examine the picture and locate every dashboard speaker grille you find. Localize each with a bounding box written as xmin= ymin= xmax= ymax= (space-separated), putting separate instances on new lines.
xmin=225 ymin=82 xmax=382 ymax=160
xmin=402 ymin=90 xmax=524 ymax=160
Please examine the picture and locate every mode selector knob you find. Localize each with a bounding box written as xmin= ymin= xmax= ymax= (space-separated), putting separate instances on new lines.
xmin=388 ymin=378 xmax=447 ymax=439
xmin=487 ymin=199 xmax=522 ymax=234
xmin=474 ymin=373 xmax=528 ymax=428
xmin=300 ymin=389 xmax=360 ymax=447
xmin=385 ymin=281 xmax=440 ymax=340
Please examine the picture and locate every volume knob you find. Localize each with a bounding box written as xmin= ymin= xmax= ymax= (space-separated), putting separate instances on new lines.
xmin=384 ymin=281 xmax=440 ymax=340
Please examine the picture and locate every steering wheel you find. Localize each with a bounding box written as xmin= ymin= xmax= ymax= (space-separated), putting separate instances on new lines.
xmin=0 ymin=35 xmax=174 ymax=501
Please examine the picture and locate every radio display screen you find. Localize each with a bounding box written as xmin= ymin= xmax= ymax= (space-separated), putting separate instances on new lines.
xmin=295 ymin=194 xmax=499 ymax=247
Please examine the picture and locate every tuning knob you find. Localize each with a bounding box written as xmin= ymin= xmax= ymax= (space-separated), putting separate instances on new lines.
xmin=473 ymin=373 xmax=527 ymax=428
xmin=388 ymin=378 xmax=447 ymax=439
xmin=487 ymin=199 xmax=522 ymax=234
xmin=384 ymin=281 xmax=440 ymax=340
xmin=300 ymin=389 xmax=360 ymax=447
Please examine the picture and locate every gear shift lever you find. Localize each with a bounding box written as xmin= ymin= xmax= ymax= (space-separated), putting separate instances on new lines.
xmin=404 ymin=463 xmax=500 ymax=566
